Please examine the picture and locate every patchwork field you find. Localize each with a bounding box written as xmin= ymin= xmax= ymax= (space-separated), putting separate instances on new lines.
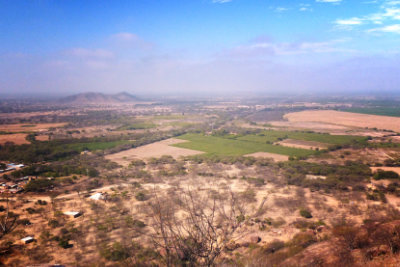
xmin=0 ymin=123 xmax=66 ymax=133
xmin=105 ymin=138 xmax=203 ymax=166
xmin=284 ymin=110 xmax=400 ymax=132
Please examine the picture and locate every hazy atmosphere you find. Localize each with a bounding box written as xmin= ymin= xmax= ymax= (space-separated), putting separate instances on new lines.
xmin=1 ymin=0 xmax=400 ymax=96
xmin=4 ymin=1 xmax=400 ymax=267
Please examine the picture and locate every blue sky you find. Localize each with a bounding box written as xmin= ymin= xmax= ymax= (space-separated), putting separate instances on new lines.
xmin=1 ymin=0 xmax=400 ymax=96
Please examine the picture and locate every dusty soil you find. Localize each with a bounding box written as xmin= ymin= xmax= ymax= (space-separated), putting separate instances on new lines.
xmin=245 ymin=152 xmax=289 ymax=162
xmin=284 ymin=110 xmax=400 ymax=132
xmin=277 ymin=139 xmax=328 ymax=150
xmin=0 ymin=123 xmax=66 ymax=133
xmin=0 ymin=133 xmax=29 ymax=145
xmin=105 ymin=138 xmax=203 ymax=166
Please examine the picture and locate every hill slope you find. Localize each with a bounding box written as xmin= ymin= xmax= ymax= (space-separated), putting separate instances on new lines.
xmin=59 ymin=92 xmax=140 ymax=104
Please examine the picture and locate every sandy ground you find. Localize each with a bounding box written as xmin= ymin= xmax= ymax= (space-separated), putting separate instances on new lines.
xmin=277 ymin=139 xmax=328 ymax=150
xmin=370 ymin=166 xmax=400 ymax=175
xmin=105 ymin=138 xmax=203 ymax=166
xmin=284 ymin=110 xmax=400 ymax=132
xmin=245 ymin=152 xmax=289 ymax=162
xmin=0 ymin=133 xmax=29 ymax=145
xmin=0 ymin=123 xmax=66 ymax=132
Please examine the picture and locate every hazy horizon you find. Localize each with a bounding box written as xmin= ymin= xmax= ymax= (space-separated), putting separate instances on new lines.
xmin=1 ymin=0 xmax=400 ymax=96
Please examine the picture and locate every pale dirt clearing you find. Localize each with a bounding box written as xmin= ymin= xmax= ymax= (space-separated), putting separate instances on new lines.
xmin=0 ymin=123 xmax=66 ymax=132
xmin=0 ymin=133 xmax=29 ymax=145
xmin=371 ymin=167 xmax=400 ymax=175
xmin=105 ymin=138 xmax=203 ymax=166
xmin=245 ymin=152 xmax=289 ymax=162
xmin=284 ymin=110 xmax=400 ymax=132
xmin=36 ymin=135 xmax=49 ymax=141
xmin=277 ymin=139 xmax=328 ymax=150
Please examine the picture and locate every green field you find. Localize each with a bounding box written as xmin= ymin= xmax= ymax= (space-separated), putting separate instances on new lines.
xmin=66 ymin=140 xmax=132 ymax=151
xmin=174 ymin=133 xmax=314 ymax=157
xmin=174 ymin=130 xmax=365 ymax=158
xmin=237 ymin=130 xmax=365 ymax=145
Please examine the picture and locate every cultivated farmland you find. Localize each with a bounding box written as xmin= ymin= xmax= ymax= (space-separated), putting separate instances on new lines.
xmin=174 ymin=133 xmax=314 ymax=157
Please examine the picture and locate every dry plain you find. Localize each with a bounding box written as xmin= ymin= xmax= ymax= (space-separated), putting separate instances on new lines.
xmin=283 ymin=110 xmax=400 ymax=132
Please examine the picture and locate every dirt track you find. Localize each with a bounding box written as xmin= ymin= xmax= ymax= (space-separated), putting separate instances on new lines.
xmin=245 ymin=152 xmax=289 ymax=162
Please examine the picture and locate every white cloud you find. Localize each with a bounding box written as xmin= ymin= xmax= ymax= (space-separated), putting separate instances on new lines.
xmin=111 ymin=32 xmax=154 ymax=49
xmin=386 ymin=1 xmax=400 ymax=6
xmin=299 ymin=3 xmax=312 ymax=11
xmin=335 ymin=17 xmax=364 ymax=25
xmin=212 ymin=0 xmax=232 ymax=3
xmin=368 ymin=24 xmax=400 ymax=33
xmin=67 ymin=48 xmax=114 ymax=59
xmin=316 ymin=0 xmax=342 ymax=3
xmin=234 ymin=39 xmax=353 ymax=56
xmin=275 ymin=7 xmax=289 ymax=12
xmin=112 ymin=32 xmax=140 ymax=41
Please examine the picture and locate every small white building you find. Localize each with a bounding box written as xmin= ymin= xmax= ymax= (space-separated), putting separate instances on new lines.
xmin=89 ymin=192 xmax=106 ymax=201
xmin=63 ymin=211 xmax=82 ymax=218
xmin=21 ymin=236 xmax=34 ymax=244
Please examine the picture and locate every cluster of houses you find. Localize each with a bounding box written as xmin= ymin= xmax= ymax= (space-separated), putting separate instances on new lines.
xmin=0 ymin=163 xmax=24 ymax=173
xmin=0 ymin=176 xmax=37 ymax=194
xmin=0 ymin=162 xmax=32 ymax=194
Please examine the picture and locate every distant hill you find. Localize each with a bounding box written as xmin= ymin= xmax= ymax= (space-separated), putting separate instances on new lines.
xmin=59 ymin=92 xmax=140 ymax=104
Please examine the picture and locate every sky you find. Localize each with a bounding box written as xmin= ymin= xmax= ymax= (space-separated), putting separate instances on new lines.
xmin=1 ymin=0 xmax=400 ymax=97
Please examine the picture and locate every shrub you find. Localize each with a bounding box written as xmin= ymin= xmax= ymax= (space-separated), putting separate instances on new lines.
xmin=291 ymin=232 xmax=317 ymax=248
xmin=100 ymin=242 xmax=129 ymax=261
xmin=263 ymin=240 xmax=285 ymax=254
xmin=88 ymin=168 xmax=99 ymax=178
xmin=25 ymin=179 xmax=54 ymax=192
xmin=48 ymin=219 xmax=60 ymax=228
xmin=373 ymin=170 xmax=399 ymax=180
xmin=58 ymin=236 xmax=71 ymax=249
xmin=299 ymin=209 xmax=312 ymax=219
xmin=36 ymin=200 xmax=47 ymax=205
xmin=236 ymin=214 xmax=245 ymax=223
xmin=135 ymin=191 xmax=148 ymax=201
xmin=17 ymin=219 xmax=31 ymax=225
xmin=26 ymin=207 xmax=37 ymax=214
xmin=132 ymin=219 xmax=146 ymax=228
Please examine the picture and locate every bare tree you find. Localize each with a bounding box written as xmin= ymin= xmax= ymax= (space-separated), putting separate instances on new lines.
xmin=146 ymin=187 xmax=247 ymax=266
xmin=0 ymin=196 xmax=18 ymax=238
